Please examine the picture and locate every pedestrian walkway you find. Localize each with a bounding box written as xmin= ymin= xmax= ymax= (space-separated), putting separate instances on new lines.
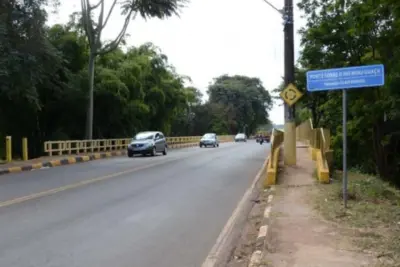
xmin=264 ymin=145 xmax=373 ymax=267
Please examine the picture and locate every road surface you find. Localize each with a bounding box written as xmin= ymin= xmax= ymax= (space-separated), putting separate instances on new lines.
xmin=0 ymin=142 xmax=269 ymax=267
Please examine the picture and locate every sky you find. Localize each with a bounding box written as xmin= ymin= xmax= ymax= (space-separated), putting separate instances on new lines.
xmin=47 ymin=0 xmax=305 ymax=125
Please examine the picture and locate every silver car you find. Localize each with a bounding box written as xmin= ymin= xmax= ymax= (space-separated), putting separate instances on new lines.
xmin=234 ymin=133 xmax=247 ymax=142
xmin=199 ymin=133 xmax=219 ymax=148
xmin=127 ymin=131 xmax=167 ymax=157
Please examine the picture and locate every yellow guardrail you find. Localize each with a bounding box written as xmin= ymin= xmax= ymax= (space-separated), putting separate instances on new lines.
xmin=43 ymin=135 xmax=234 ymax=156
xmin=264 ymin=128 xmax=284 ymax=186
xmin=296 ymin=119 xmax=332 ymax=183
xmin=1 ymin=136 xmax=29 ymax=163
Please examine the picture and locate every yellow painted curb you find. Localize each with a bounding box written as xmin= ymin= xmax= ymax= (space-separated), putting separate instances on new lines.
xmin=8 ymin=167 xmax=23 ymax=173
xmin=67 ymin=157 xmax=77 ymax=164
xmin=50 ymin=160 xmax=61 ymax=166
xmin=31 ymin=163 xmax=43 ymax=169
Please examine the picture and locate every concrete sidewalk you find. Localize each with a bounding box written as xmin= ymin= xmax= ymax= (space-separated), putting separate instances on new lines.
xmin=262 ymin=145 xmax=372 ymax=267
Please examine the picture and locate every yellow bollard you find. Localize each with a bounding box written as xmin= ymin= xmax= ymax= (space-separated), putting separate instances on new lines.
xmin=22 ymin=137 xmax=28 ymax=161
xmin=5 ymin=136 xmax=12 ymax=162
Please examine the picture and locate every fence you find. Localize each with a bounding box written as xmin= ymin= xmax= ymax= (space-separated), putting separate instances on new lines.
xmin=43 ymin=135 xmax=234 ymax=156
xmin=296 ymin=119 xmax=332 ymax=183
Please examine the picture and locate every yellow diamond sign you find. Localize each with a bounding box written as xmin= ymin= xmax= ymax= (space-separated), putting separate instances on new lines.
xmin=280 ymin=83 xmax=303 ymax=106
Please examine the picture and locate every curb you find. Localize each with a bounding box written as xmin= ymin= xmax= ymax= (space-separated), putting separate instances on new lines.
xmin=248 ymin=186 xmax=275 ymax=267
xmin=0 ymin=150 xmax=126 ymax=176
xmin=201 ymin=155 xmax=270 ymax=267
xmin=0 ymin=141 xmax=233 ymax=176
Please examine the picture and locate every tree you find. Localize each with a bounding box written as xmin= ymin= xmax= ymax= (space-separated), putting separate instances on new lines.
xmin=295 ymin=0 xmax=400 ymax=184
xmin=1 ymin=3 xmax=272 ymax=160
xmin=207 ymin=75 xmax=273 ymax=135
xmin=80 ymin=0 xmax=189 ymax=139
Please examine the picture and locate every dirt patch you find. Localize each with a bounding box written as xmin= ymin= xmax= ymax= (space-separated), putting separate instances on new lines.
xmin=313 ymin=171 xmax=400 ymax=267
xmin=264 ymin=147 xmax=377 ymax=267
xmin=225 ymin=188 xmax=271 ymax=267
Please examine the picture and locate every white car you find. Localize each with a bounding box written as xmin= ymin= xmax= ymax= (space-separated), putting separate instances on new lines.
xmin=199 ymin=133 xmax=219 ymax=148
xmin=234 ymin=133 xmax=247 ymax=142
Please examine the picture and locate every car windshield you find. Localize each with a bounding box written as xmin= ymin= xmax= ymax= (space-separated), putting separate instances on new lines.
xmin=202 ymin=133 xmax=215 ymax=139
xmin=236 ymin=134 xmax=245 ymax=138
xmin=133 ymin=132 xmax=154 ymax=140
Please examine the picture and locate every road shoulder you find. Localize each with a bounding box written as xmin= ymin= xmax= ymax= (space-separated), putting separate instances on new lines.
xmin=226 ymin=146 xmax=384 ymax=267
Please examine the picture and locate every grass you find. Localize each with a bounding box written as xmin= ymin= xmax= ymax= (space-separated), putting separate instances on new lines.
xmin=313 ymin=171 xmax=400 ymax=267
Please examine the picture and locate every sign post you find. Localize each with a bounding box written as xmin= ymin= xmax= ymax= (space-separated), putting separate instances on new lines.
xmin=306 ymin=64 xmax=385 ymax=208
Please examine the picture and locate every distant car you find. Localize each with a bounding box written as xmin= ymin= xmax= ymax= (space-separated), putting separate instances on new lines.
xmin=127 ymin=131 xmax=167 ymax=157
xmin=235 ymin=133 xmax=247 ymax=142
xmin=199 ymin=133 xmax=219 ymax=148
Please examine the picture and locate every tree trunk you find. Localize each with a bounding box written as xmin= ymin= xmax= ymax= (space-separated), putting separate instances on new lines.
xmin=85 ymin=52 xmax=96 ymax=139
xmin=372 ymin=122 xmax=388 ymax=178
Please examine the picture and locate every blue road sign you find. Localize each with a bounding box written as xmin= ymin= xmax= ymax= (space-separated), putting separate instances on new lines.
xmin=306 ymin=64 xmax=384 ymax=92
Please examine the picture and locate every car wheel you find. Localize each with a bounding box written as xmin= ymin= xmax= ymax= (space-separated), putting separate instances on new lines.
xmin=128 ymin=150 xmax=133 ymax=158
xmin=163 ymin=146 xmax=167 ymax=155
xmin=151 ymin=147 xmax=156 ymax=156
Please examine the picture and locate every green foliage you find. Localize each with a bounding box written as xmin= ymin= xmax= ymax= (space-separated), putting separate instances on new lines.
xmin=314 ymin=171 xmax=400 ymax=265
xmin=0 ymin=1 xmax=272 ymax=159
xmin=208 ymin=75 xmax=273 ymax=135
xmin=295 ymin=0 xmax=400 ymax=185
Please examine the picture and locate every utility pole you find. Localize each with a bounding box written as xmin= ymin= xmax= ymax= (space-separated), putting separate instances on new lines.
xmin=283 ymin=0 xmax=296 ymax=165
xmin=261 ymin=0 xmax=296 ymax=165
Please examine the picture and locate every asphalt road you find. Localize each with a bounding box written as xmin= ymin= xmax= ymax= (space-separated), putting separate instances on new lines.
xmin=0 ymin=141 xmax=270 ymax=267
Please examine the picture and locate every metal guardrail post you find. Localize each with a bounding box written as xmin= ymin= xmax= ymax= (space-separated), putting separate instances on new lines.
xmin=5 ymin=136 xmax=12 ymax=162
xmin=22 ymin=137 xmax=28 ymax=161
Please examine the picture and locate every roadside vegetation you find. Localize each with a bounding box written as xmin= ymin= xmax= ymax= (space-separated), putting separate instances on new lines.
xmin=0 ymin=0 xmax=273 ymax=159
xmin=313 ymin=171 xmax=400 ymax=266
xmin=289 ymin=1 xmax=400 ymax=263
xmin=272 ymin=0 xmax=400 ymax=186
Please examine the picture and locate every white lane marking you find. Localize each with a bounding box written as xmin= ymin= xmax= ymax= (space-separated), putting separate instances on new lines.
xmin=248 ymin=250 xmax=262 ymax=267
xmin=264 ymin=206 xmax=271 ymax=218
xmin=257 ymin=225 xmax=268 ymax=238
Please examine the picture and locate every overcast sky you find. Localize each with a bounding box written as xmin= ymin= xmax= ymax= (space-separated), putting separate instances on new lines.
xmin=47 ymin=0 xmax=305 ymax=125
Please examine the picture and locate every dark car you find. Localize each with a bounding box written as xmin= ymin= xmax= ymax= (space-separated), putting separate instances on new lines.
xmin=199 ymin=133 xmax=219 ymax=148
xmin=127 ymin=131 xmax=167 ymax=157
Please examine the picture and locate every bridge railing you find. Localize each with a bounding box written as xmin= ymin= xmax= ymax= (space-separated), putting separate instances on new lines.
xmin=296 ymin=119 xmax=332 ymax=182
xmin=264 ymin=128 xmax=284 ymax=186
xmin=43 ymin=135 xmax=234 ymax=156
xmin=269 ymin=128 xmax=284 ymax=168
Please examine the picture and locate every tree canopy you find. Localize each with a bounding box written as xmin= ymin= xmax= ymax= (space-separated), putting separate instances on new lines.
xmin=287 ymin=0 xmax=400 ymax=185
xmin=0 ymin=0 xmax=273 ymax=159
